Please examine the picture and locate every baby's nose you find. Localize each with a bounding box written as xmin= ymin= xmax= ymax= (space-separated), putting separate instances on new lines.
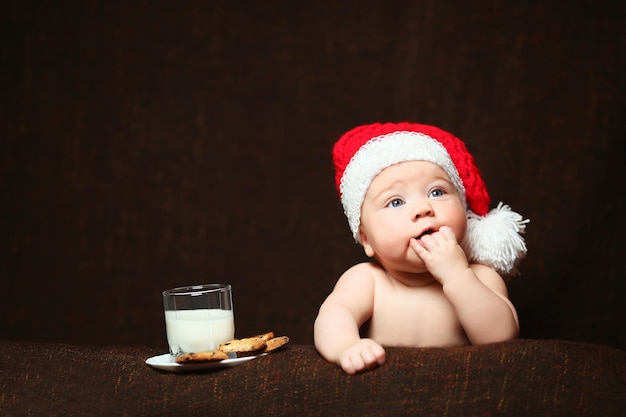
xmin=413 ymin=201 xmax=433 ymax=218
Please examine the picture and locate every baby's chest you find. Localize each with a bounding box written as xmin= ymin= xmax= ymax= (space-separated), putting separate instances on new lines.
xmin=375 ymin=288 xmax=457 ymax=323
xmin=368 ymin=286 xmax=465 ymax=346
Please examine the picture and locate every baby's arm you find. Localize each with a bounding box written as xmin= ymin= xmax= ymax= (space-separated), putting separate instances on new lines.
xmin=411 ymin=226 xmax=519 ymax=344
xmin=314 ymin=263 xmax=386 ymax=375
xmin=443 ymin=264 xmax=519 ymax=344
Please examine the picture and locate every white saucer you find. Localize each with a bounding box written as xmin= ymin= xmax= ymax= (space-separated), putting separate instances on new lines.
xmin=145 ymin=352 xmax=267 ymax=373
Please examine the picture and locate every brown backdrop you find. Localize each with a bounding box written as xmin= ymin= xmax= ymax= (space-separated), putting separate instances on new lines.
xmin=2 ymin=1 xmax=625 ymax=351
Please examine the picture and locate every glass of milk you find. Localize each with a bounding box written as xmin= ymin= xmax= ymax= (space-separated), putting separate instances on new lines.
xmin=162 ymin=284 xmax=235 ymax=357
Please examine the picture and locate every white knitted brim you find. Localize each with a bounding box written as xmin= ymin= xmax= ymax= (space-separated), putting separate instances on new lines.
xmin=339 ymin=131 xmax=467 ymax=241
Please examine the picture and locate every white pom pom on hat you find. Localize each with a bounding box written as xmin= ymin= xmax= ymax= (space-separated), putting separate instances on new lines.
xmin=332 ymin=122 xmax=529 ymax=275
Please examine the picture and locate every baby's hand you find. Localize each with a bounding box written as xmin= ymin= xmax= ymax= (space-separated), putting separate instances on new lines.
xmin=411 ymin=226 xmax=469 ymax=284
xmin=337 ymin=338 xmax=386 ymax=375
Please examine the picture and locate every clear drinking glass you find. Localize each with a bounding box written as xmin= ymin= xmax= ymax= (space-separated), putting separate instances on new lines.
xmin=162 ymin=284 xmax=234 ymax=356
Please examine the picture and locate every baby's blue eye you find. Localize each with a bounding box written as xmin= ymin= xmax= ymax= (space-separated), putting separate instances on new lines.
xmin=387 ymin=198 xmax=404 ymax=208
xmin=429 ymin=189 xmax=445 ymax=198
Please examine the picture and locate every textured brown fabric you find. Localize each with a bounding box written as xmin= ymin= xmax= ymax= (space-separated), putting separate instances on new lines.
xmin=1 ymin=340 xmax=624 ymax=416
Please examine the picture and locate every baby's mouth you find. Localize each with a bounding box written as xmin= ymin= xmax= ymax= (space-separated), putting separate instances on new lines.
xmin=415 ymin=228 xmax=436 ymax=240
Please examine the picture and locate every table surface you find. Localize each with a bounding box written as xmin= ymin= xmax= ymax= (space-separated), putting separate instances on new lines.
xmin=1 ymin=339 xmax=625 ymax=417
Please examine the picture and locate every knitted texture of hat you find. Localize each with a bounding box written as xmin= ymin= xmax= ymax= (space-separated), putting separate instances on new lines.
xmin=333 ymin=122 xmax=490 ymax=216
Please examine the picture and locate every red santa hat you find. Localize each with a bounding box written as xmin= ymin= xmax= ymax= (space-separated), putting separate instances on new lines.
xmin=333 ymin=122 xmax=528 ymax=275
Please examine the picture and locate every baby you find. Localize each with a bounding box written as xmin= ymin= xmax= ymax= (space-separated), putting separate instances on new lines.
xmin=314 ymin=122 xmax=528 ymax=375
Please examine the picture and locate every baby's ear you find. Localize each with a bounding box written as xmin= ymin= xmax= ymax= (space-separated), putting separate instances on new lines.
xmin=358 ymin=228 xmax=376 ymax=258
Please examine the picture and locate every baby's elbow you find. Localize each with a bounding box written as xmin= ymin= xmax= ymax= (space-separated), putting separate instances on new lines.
xmin=492 ymin=327 xmax=519 ymax=344
xmin=471 ymin=324 xmax=519 ymax=345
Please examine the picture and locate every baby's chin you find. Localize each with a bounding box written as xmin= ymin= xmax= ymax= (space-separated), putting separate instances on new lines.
xmin=404 ymin=252 xmax=430 ymax=273
xmin=403 ymin=270 xmax=438 ymax=286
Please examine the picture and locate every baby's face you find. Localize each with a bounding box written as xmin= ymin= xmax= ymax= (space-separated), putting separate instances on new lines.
xmin=358 ymin=160 xmax=467 ymax=269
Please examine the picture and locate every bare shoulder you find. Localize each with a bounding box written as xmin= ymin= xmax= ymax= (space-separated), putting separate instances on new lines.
xmin=318 ymin=262 xmax=381 ymax=325
xmin=333 ymin=262 xmax=380 ymax=289
xmin=340 ymin=262 xmax=383 ymax=278
xmin=470 ymin=263 xmax=509 ymax=297
xmin=324 ymin=262 xmax=381 ymax=303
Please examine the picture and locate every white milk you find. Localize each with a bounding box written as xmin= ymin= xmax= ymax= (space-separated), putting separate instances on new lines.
xmin=165 ymin=309 xmax=235 ymax=355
